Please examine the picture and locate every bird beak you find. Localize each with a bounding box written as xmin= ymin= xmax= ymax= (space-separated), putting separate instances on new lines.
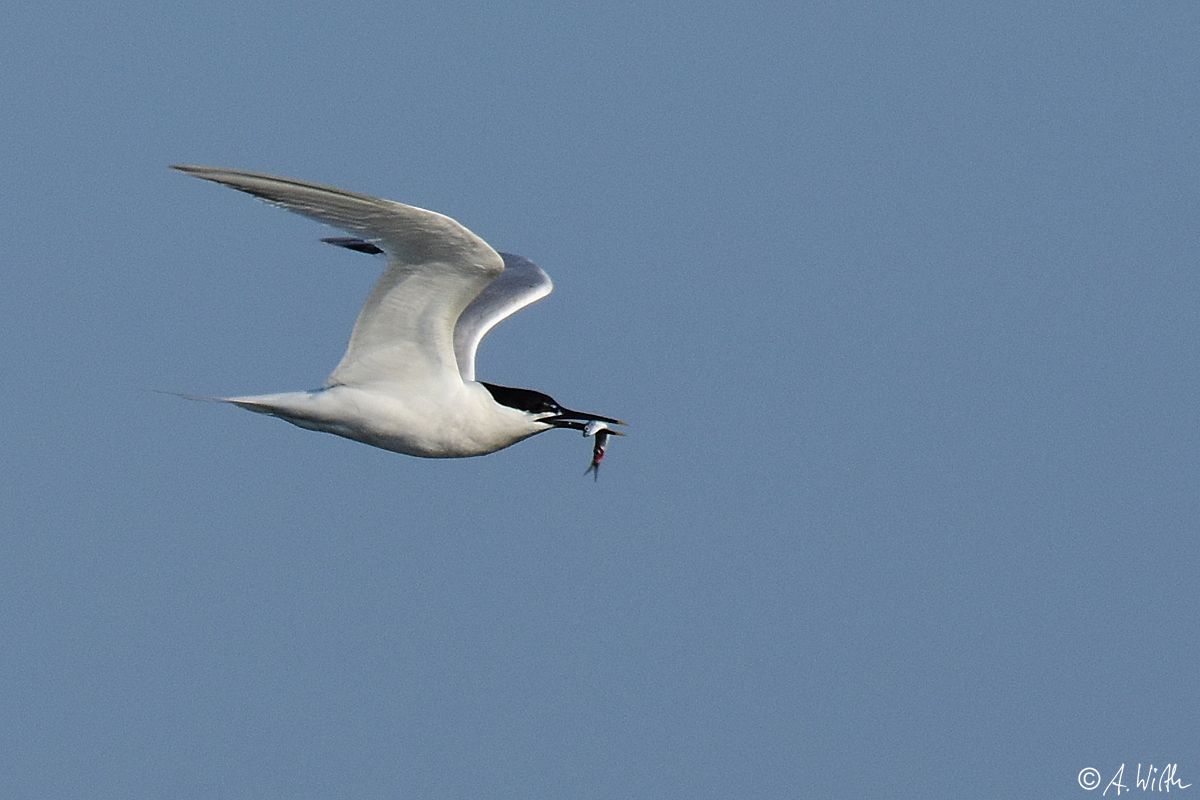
xmin=539 ymin=409 xmax=627 ymax=429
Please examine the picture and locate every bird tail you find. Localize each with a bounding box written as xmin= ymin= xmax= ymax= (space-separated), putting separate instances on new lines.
xmin=156 ymin=389 xmax=291 ymax=416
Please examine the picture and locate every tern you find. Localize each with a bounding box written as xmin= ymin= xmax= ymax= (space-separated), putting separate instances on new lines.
xmin=173 ymin=165 xmax=625 ymax=464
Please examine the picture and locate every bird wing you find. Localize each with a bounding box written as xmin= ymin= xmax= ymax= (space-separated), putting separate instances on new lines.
xmin=452 ymin=252 xmax=553 ymax=382
xmin=173 ymin=165 xmax=504 ymax=388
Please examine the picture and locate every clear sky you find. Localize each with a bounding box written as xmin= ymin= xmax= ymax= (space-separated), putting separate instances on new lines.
xmin=3 ymin=3 xmax=1197 ymax=798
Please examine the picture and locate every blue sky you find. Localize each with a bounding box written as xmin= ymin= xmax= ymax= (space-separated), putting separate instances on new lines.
xmin=3 ymin=3 xmax=1197 ymax=798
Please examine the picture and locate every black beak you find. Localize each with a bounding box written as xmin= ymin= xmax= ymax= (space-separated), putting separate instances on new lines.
xmin=540 ymin=409 xmax=627 ymax=429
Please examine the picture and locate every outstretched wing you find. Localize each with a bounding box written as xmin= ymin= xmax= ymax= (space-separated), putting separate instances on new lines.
xmin=453 ymin=253 xmax=553 ymax=382
xmin=173 ymin=165 xmax=503 ymax=387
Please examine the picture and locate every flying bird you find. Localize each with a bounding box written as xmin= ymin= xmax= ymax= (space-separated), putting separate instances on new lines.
xmin=173 ymin=165 xmax=624 ymax=466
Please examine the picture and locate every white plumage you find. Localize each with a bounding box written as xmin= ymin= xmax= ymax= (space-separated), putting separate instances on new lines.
xmin=175 ymin=165 xmax=623 ymax=461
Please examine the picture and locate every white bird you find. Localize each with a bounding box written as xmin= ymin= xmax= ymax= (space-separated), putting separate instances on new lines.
xmin=173 ymin=165 xmax=625 ymax=463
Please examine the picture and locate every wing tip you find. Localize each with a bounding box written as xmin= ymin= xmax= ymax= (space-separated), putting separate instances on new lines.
xmin=171 ymin=163 xmax=214 ymax=177
xmin=321 ymin=237 xmax=385 ymax=255
xmin=171 ymin=164 xmax=248 ymax=188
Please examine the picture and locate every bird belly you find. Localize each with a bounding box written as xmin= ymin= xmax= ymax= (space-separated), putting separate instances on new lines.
xmin=232 ymin=383 xmax=540 ymax=458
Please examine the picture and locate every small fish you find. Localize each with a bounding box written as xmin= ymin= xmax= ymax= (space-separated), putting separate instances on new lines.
xmin=581 ymin=420 xmax=623 ymax=481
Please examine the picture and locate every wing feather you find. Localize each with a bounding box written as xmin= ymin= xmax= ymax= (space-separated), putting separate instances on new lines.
xmin=173 ymin=165 xmax=503 ymax=387
xmin=453 ymin=253 xmax=553 ymax=381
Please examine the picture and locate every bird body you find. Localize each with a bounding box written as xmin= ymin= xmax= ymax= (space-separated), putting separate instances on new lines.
xmin=174 ymin=165 xmax=623 ymax=463
xmin=223 ymin=382 xmax=544 ymax=458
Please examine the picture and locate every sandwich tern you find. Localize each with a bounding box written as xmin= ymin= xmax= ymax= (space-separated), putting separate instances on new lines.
xmin=173 ymin=165 xmax=625 ymax=466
